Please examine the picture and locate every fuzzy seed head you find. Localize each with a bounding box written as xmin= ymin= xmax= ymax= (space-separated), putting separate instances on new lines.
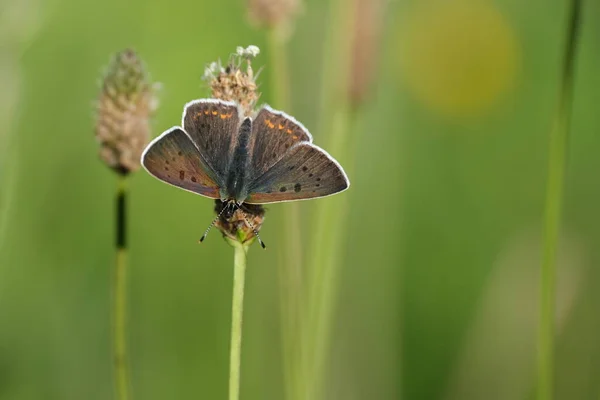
xmin=95 ymin=49 xmax=158 ymax=175
xmin=247 ymin=0 xmax=302 ymax=29
xmin=349 ymin=0 xmax=386 ymax=108
xmin=203 ymin=46 xmax=262 ymax=116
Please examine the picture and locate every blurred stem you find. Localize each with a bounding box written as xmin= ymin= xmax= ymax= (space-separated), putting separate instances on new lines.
xmin=306 ymin=108 xmax=350 ymax=400
xmin=229 ymin=242 xmax=248 ymax=400
xmin=305 ymin=0 xmax=356 ymax=398
xmin=267 ymin=26 xmax=305 ymax=400
xmin=114 ymin=176 xmax=131 ymax=400
xmin=267 ymin=27 xmax=291 ymax=109
xmin=538 ymin=1 xmax=581 ymax=400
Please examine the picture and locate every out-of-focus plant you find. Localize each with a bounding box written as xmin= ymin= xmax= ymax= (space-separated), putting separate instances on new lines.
xmin=246 ymin=1 xmax=306 ymax=399
xmin=94 ymin=48 xmax=158 ymax=400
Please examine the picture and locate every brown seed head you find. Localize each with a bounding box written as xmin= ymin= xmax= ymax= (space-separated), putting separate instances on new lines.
xmin=203 ymin=46 xmax=261 ymax=117
xmin=95 ymin=49 xmax=158 ymax=175
xmin=348 ymin=0 xmax=386 ymax=109
xmin=214 ymin=200 xmax=265 ymax=248
xmin=247 ymin=0 xmax=302 ymax=30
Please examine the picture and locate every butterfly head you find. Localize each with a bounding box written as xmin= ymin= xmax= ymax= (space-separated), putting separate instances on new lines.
xmin=220 ymin=198 xmax=242 ymax=220
xmin=199 ymin=199 xmax=266 ymax=249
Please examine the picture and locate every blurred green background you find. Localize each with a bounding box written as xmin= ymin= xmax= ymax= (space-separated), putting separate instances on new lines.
xmin=1 ymin=0 xmax=599 ymax=399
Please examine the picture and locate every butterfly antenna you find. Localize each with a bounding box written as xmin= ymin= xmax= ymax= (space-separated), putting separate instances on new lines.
xmin=240 ymin=211 xmax=267 ymax=249
xmin=199 ymin=204 xmax=229 ymax=243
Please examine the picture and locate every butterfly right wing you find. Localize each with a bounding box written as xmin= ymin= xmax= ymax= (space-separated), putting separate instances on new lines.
xmin=182 ymin=99 xmax=242 ymax=181
xmin=245 ymin=142 xmax=349 ymax=204
xmin=142 ymin=127 xmax=221 ymax=199
xmin=247 ymin=105 xmax=313 ymax=181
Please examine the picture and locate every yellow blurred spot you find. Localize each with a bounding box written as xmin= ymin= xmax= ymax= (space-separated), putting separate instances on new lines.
xmin=286 ymin=129 xmax=292 ymax=134
xmin=398 ymin=0 xmax=519 ymax=119
xmin=212 ymin=110 xmax=218 ymax=115
xmin=292 ymin=135 xmax=298 ymax=140
xmin=278 ymin=124 xmax=284 ymax=130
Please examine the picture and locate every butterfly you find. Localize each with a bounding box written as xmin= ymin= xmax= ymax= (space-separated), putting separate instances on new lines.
xmin=141 ymin=99 xmax=350 ymax=246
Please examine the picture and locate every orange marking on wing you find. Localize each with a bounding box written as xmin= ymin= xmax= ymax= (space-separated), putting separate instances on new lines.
xmin=211 ymin=111 xmax=218 ymax=115
xmin=204 ymin=110 xmax=209 ymax=115
xmin=278 ymin=124 xmax=284 ymax=130
xmin=286 ymin=129 xmax=292 ymax=134
xmin=220 ymin=113 xmax=231 ymax=119
xmin=292 ymin=135 xmax=298 ymax=140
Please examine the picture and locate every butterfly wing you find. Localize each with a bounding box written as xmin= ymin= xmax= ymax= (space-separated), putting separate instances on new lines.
xmin=247 ymin=105 xmax=313 ymax=181
xmin=182 ymin=99 xmax=242 ymax=182
xmin=245 ymin=143 xmax=349 ymax=204
xmin=142 ymin=127 xmax=221 ymax=199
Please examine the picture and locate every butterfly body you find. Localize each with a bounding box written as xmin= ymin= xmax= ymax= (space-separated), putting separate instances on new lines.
xmin=224 ymin=117 xmax=252 ymax=203
xmin=142 ymin=99 xmax=349 ymax=210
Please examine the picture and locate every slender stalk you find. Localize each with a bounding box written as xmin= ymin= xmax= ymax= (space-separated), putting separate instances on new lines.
xmin=229 ymin=243 xmax=248 ymax=400
xmin=114 ymin=176 xmax=131 ymax=400
xmin=267 ymin=27 xmax=305 ymax=400
xmin=537 ymin=1 xmax=581 ymax=399
xmin=305 ymin=0 xmax=356 ymax=398
xmin=306 ymin=106 xmax=350 ymax=400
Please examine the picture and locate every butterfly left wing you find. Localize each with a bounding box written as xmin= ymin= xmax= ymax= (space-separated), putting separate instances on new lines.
xmin=182 ymin=99 xmax=241 ymax=181
xmin=142 ymin=127 xmax=221 ymax=199
xmin=245 ymin=143 xmax=349 ymax=204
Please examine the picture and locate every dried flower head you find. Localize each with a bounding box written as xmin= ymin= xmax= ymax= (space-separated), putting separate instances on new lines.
xmin=349 ymin=0 xmax=386 ymax=108
xmin=247 ymin=0 xmax=302 ymax=30
xmin=203 ymin=45 xmax=262 ymax=117
xmin=214 ymin=200 xmax=265 ymax=248
xmin=95 ymin=49 xmax=158 ymax=175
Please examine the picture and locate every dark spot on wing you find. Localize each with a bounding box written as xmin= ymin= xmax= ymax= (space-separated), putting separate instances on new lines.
xmin=179 ymin=171 xmax=185 ymax=180
xmin=272 ymin=152 xmax=277 ymax=159
xmin=294 ymin=183 xmax=302 ymax=193
xmin=285 ymin=144 xmax=290 ymax=149
xmin=308 ymin=173 xmax=313 ymax=177
xmin=178 ymin=151 xmax=183 ymax=156
xmin=165 ymin=167 xmax=169 ymax=171
xmin=191 ymin=176 xmax=197 ymax=183
xmin=316 ymin=184 xmax=320 ymax=187
xmin=172 ymin=157 xmax=176 ymax=161
xmin=280 ymin=187 xmax=287 ymax=192
xmin=266 ymin=190 xmax=272 ymax=194
xmin=165 ymin=160 xmax=170 ymax=165
xmin=316 ymin=177 xmax=321 ymax=181
xmin=302 ymin=166 xmax=308 ymax=172
xmin=289 ymin=166 xmax=295 ymax=170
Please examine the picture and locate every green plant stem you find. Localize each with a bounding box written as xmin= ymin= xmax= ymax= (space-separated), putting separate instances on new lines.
xmin=114 ymin=176 xmax=131 ymax=400
xmin=229 ymin=243 xmax=248 ymax=400
xmin=306 ymin=106 xmax=350 ymax=400
xmin=305 ymin=0 xmax=356 ymax=397
xmin=538 ymin=1 xmax=581 ymax=400
xmin=267 ymin=27 xmax=305 ymax=400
